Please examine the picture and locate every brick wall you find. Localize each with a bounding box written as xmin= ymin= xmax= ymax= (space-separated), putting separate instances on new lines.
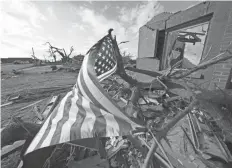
xmin=137 ymin=1 xmax=232 ymax=89
xmin=209 ymin=8 xmax=232 ymax=89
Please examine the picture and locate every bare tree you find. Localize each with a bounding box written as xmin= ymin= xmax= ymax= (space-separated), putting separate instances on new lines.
xmin=44 ymin=42 xmax=74 ymax=63
xmin=31 ymin=47 xmax=36 ymax=60
xmin=31 ymin=47 xmax=41 ymax=65
xmin=43 ymin=55 xmax=47 ymax=63
xmin=121 ymin=51 xmax=134 ymax=65
xmin=46 ymin=48 xmax=57 ymax=63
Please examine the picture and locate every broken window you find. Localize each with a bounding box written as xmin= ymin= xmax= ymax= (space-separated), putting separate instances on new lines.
xmin=164 ymin=22 xmax=209 ymax=69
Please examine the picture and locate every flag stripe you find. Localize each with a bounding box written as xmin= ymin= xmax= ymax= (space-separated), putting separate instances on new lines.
xmin=99 ymin=109 xmax=120 ymax=137
xmin=24 ymin=33 xmax=144 ymax=156
xmin=110 ymin=113 xmax=133 ymax=135
xmin=25 ymin=110 xmax=53 ymax=154
xmin=89 ymin=102 xmax=107 ymax=137
xmin=40 ymin=92 xmax=73 ymax=148
xmin=59 ymin=88 xmax=80 ymax=143
xmin=79 ymin=68 xmax=106 ymax=111
xmin=99 ymin=95 xmax=136 ymax=129
xmin=98 ymin=63 xmax=117 ymax=82
xmin=70 ymin=95 xmax=86 ymax=139
xmin=83 ymin=52 xmax=137 ymax=132
xmin=77 ymin=71 xmax=91 ymax=102
xmin=32 ymin=104 xmax=62 ymax=151
xmin=25 ymin=93 xmax=68 ymax=154
xmin=85 ymin=72 xmax=133 ymax=134
xmin=88 ymin=81 xmax=133 ymax=135
xmin=82 ymin=56 xmax=106 ymax=101
xmin=84 ymin=56 xmax=139 ymax=129
xmin=80 ymin=98 xmax=96 ymax=138
xmin=50 ymin=93 xmax=73 ymax=144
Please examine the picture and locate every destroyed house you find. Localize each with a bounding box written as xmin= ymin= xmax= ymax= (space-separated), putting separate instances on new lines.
xmin=137 ymin=1 xmax=232 ymax=89
xmin=71 ymin=54 xmax=85 ymax=69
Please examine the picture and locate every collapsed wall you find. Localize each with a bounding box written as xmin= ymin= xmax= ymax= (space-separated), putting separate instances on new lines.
xmin=137 ymin=1 xmax=232 ymax=89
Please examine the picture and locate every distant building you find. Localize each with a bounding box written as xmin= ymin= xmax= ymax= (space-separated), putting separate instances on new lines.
xmin=71 ymin=54 xmax=85 ymax=69
xmin=137 ymin=1 xmax=232 ymax=89
xmin=1 ymin=58 xmax=33 ymax=64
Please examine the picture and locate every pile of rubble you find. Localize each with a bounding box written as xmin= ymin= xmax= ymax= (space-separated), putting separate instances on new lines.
xmin=2 ymin=71 xmax=232 ymax=168
xmin=13 ymin=60 xmax=31 ymax=64
xmin=1 ymin=43 xmax=232 ymax=168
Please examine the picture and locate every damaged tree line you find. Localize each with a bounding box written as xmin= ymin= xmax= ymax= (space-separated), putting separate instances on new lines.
xmin=2 ymin=35 xmax=232 ymax=168
xmin=44 ymin=42 xmax=74 ymax=64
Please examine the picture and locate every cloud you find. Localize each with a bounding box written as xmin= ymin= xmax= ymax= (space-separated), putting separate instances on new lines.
xmin=102 ymin=5 xmax=109 ymax=12
xmin=75 ymin=6 xmax=127 ymax=41
xmin=119 ymin=6 xmax=138 ymax=23
xmin=47 ymin=6 xmax=57 ymax=20
xmin=71 ymin=23 xmax=86 ymax=31
xmin=76 ymin=1 xmax=163 ymax=56
xmin=2 ymin=45 xmax=28 ymax=58
xmin=72 ymin=1 xmax=163 ymax=57
xmin=1 ymin=1 xmax=48 ymax=58
xmin=3 ymin=14 xmax=33 ymax=37
xmin=1 ymin=1 xmax=164 ymax=59
xmin=115 ymin=1 xmax=164 ymax=56
xmin=119 ymin=1 xmax=164 ymax=34
xmin=3 ymin=1 xmax=46 ymax=29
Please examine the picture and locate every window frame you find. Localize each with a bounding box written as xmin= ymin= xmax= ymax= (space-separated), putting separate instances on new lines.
xmin=160 ymin=14 xmax=213 ymax=70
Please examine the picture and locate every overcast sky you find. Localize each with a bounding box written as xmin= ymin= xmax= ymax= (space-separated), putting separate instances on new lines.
xmin=1 ymin=1 xmax=200 ymax=60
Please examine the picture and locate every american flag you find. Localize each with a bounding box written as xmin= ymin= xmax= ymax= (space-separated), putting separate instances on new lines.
xmin=24 ymin=30 xmax=143 ymax=155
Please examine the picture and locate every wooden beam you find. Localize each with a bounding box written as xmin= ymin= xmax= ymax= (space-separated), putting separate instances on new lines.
xmin=1 ymin=140 xmax=25 ymax=159
xmin=41 ymin=95 xmax=59 ymax=122
xmin=1 ymin=101 xmax=13 ymax=108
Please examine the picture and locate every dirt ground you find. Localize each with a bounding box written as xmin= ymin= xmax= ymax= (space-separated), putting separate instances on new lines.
xmin=1 ymin=64 xmax=78 ymax=127
xmin=1 ymin=63 xmax=232 ymax=168
xmin=1 ymin=64 xmax=79 ymax=168
xmin=1 ymin=63 xmax=34 ymax=73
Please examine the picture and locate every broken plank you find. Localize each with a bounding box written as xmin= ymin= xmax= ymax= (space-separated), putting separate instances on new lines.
xmin=1 ymin=140 xmax=25 ymax=159
xmin=9 ymin=94 xmax=21 ymax=101
xmin=1 ymin=127 xmax=5 ymax=132
xmin=15 ymin=96 xmax=60 ymax=168
xmin=1 ymin=101 xmax=13 ymax=108
xmin=19 ymin=99 xmax=46 ymax=111
xmin=42 ymin=95 xmax=59 ymax=119
xmin=33 ymin=106 xmax=44 ymax=121
xmin=33 ymin=95 xmax=59 ymax=125
xmin=120 ymin=97 xmax=128 ymax=104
